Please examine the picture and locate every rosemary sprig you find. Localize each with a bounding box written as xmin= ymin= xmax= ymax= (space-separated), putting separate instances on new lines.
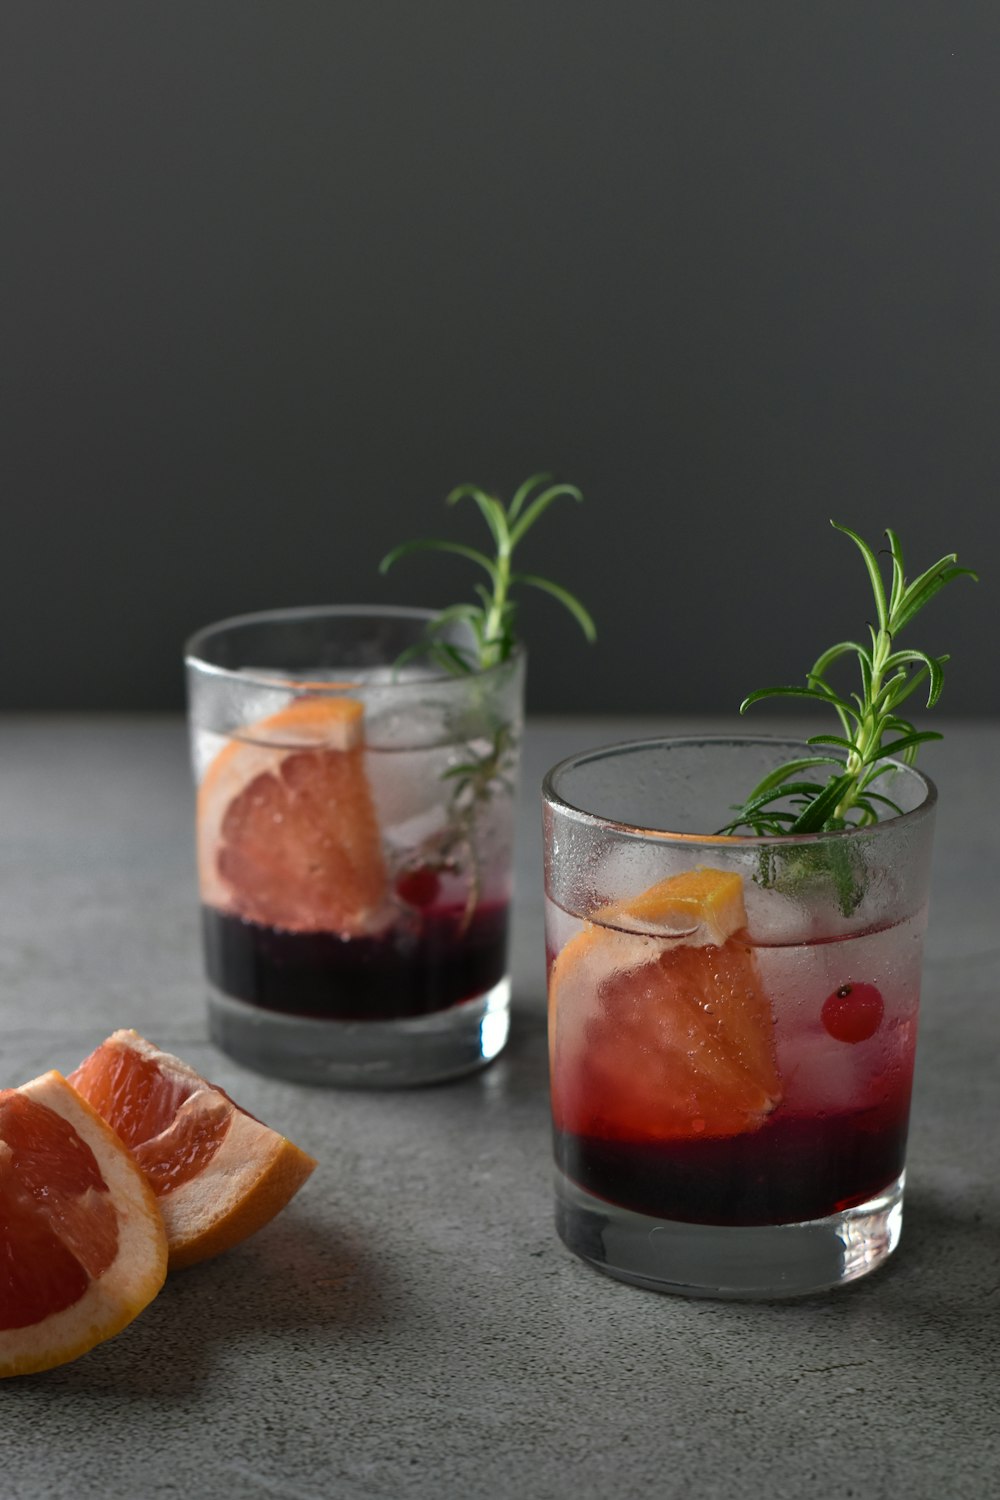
xmin=394 ymin=723 xmax=515 ymax=934
xmin=379 ymin=472 xmax=596 ymax=674
xmin=721 ymin=522 xmax=977 ymax=837
xmin=442 ymin=724 xmax=516 ymax=931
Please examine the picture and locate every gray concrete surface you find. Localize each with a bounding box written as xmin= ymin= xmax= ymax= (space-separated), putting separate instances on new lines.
xmin=1 ymin=715 xmax=997 ymax=1499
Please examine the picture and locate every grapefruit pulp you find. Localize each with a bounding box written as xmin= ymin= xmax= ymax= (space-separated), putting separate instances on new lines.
xmin=197 ymin=695 xmax=387 ymax=934
xmin=0 ymin=1071 xmax=167 ymax=1378
xmin=69 ymin=1031 xmax=317 ymax=1270
xmin=549 ymin=867 xmax=783 ymax=1142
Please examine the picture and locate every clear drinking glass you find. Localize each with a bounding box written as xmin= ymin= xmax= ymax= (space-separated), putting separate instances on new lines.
xmin=542 ymin=736 xmax=936 ymax=1298
xmin=186 ymin=606 xmax=524 ymax=1086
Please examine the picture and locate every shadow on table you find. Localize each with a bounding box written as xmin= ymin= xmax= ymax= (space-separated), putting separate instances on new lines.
xmin=25 ymin=1212 xmax=392 ymax=1400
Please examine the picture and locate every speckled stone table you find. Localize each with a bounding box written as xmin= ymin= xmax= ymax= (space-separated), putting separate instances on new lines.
xmin=2 ymin=715 xmax=997 ymax=1499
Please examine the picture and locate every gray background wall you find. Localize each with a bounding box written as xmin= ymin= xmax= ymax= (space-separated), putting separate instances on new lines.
xmin=3 ymin=2 xmax=994 ymax=716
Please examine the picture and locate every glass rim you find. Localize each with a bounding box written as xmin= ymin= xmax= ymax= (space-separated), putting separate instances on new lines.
xmin=541 ymin=733 xmax=938 ymax=847
xmin=184 ymin=603 xmax=525 ymax=694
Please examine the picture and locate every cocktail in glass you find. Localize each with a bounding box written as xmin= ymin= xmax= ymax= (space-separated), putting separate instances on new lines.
xmin=186 ymin=606 xmax=523 ymax=1086
xmin=543 ymin=736 xmax=936 ymax=1297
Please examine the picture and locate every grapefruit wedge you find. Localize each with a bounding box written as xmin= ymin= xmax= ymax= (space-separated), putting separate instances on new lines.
xmin=198 ymin=695 xmax=387 ymax=934
xmin=1 ymin=1071 xmax=167 ymax=1378
xmin=549 ymin=868 xmax=783 ymax=1143
xmin=69 ymin=1031 xmax=317 ymax=1271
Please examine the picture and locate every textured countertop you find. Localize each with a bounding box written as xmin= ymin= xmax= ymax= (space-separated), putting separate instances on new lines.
xmin=2 ymin=715 xmax=997 ymax=1500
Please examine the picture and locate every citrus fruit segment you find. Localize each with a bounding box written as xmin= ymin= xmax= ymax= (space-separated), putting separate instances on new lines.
xmin=0 ymin=1071 xmax=167 ymax=1379
xmin=549 ymin=867 xmax=782 ymax=1143
xmin=69 ymin=1031 xmax=317 ymax=1271
xmin=197 ymin=696 xmax=388 ymax=935
xmin=600 ymin=867 xmax=747 ymax=943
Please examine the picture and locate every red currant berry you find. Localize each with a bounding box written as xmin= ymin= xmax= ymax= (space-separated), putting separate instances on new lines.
xmin=395 ymin=867 xmax=441 ymax=909
xmin=821 ymin=982 xmax=884 ymax=1044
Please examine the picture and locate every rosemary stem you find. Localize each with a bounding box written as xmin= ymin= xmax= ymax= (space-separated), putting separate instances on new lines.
xmin=731 ymin=523 xmax=973 ymax=840
xmin=835 ymin=625 xmax=890 ymax=822
xmin=482 ymin=536 xmax=512 ymax=667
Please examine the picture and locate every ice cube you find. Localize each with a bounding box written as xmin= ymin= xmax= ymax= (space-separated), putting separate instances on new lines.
xmin=361 ymin=693 xmax=456 ymax=751
xmin=381 ymin=804 xmax=450 ymax=854
xmin=742 ymin=880 xmax=813 ymax=945
xmin=777 ymin=1027 xmax=868 ymax=1114
xmin=544 ymin=899 xmax=584 ymax=960
xmin=364 ymin=742 xmax=454 ymax=834
xmin=588 ymin=842 xmax=690 ymax=915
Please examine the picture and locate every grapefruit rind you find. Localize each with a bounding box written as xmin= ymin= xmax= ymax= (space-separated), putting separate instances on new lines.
xmin=0 ymin=1072 xmax=167 ymax=1380
xmin=164 ymin=1109 xmax=318 ymax=1270
xmin=216 ymin=696 xmax=365 ymax=753
xmin=70 ymin=1031 xmax=318 ymax=1271
xmin=600 ymin=867 xmax=747 ymax=943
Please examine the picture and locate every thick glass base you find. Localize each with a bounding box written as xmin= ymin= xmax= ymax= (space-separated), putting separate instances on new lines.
xmin=554 ymin=1166 xmax=904 ymax=1300
xmin=208 ymin=976 xmax=511 ymax=1087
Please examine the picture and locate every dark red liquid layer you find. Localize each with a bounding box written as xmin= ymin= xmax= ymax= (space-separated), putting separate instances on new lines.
xmin=202 ymin=900 xmax=509 ymax=1021
xmin=554 ymin=1098 xmax=911 ymax=1227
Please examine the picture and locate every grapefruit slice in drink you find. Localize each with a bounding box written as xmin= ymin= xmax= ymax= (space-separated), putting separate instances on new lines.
xmin=0 ymin=1071 xmax=167 ymax=1378
xmin=197 ymin=695 xmax=388 ymax=934
xmin=549 ymin=868 xmax=782 ymax=1142
xmin=69 ymin=1031 xmax=317 ymax=1271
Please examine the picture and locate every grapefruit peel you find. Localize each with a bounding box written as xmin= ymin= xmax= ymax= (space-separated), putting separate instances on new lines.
xmin=0 ymin=1072 xmax=168 ymax=1380
xmin=69 ymin=1030 xmax=318 ymax=1271
xmin=2 ymin=1033 xmax=317 ymax=1378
